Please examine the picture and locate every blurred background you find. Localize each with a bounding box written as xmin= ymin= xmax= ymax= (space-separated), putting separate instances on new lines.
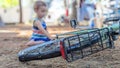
xmin=0 ymin=0 xmax=120 ymax=26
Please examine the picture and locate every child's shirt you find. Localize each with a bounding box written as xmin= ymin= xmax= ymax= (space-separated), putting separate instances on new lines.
xmin=30 ymin=18 xmax=50 ymax=41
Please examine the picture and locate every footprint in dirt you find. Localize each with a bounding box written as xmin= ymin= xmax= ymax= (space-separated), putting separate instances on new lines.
xmin=3 ymin=38 xmax=10 ymax=41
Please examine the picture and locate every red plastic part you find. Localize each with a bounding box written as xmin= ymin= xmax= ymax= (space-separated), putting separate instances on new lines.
xmin=66 ymin=8 xmax=69 ymax=17
xmin=60 ymin=41 xmax=66 ymax=59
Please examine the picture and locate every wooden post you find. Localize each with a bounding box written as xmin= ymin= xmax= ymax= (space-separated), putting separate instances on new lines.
xmin=19 ymin=0 xmax=23 ymax=24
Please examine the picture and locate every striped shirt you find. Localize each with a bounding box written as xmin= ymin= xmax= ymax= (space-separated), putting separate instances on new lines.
xmin=30 ymin=18 xmax=50 ymax=41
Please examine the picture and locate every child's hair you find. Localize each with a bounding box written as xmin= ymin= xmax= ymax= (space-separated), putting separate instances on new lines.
xmin=34 ymin=0 xmax=46 ymax=12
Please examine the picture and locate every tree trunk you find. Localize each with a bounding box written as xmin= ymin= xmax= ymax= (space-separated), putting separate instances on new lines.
xmin=64 ymin=0 xmax=67 ymax=8
xmin=70 ymin=0 xmax=77 ymax=19
xmin=19 ymin=0 xmax=23 ymax=24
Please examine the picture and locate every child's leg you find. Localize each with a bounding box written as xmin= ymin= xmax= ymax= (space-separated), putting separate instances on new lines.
xmin=25 ymin=40 xmax=44 ymax=46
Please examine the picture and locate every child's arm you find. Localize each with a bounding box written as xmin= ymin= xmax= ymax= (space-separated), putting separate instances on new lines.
xmin=35 ymin=20 xmax=53 ymax=40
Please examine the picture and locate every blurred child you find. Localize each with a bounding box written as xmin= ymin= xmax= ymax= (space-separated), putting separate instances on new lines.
xmin=78 ymin=0 xmax=96 ymax=28
xmin=25 ymin=0 xmax=54 ymax=46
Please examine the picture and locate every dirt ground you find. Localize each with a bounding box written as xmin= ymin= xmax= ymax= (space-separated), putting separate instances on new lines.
xmin=1 ymin=24 xmax=120 ymax=68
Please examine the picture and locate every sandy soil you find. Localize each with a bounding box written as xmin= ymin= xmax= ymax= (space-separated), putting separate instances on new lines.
xmin=0 ymin=24 xmax=120 ymax=68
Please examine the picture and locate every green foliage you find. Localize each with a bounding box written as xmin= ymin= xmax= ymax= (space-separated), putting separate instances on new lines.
xmin=0 ymin=0 xmax=19 ymax=8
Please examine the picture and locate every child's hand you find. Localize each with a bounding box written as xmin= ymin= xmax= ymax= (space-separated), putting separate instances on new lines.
xmin=50 ymin=37 xmax=56 ymax=40
xmin=49 ymin=35 xmax=56 ymax=40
